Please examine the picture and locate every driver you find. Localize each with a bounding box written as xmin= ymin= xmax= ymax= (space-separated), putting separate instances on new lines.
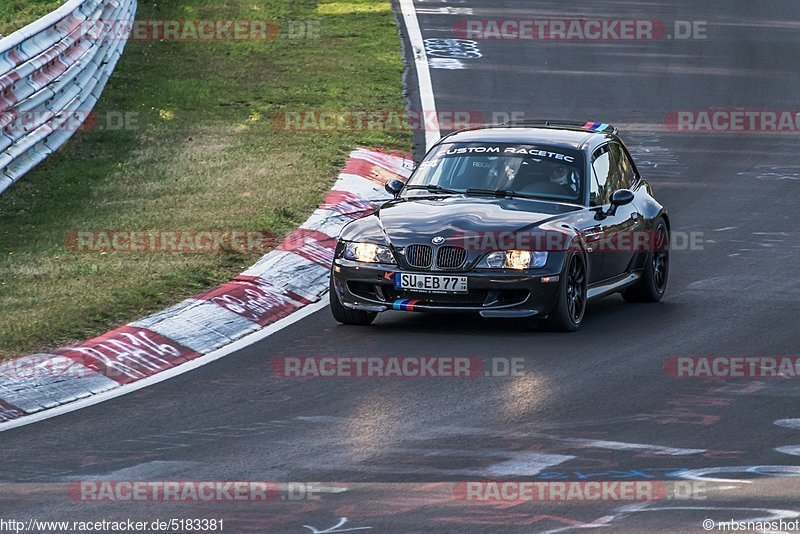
xmin=487 ymin=158 xmax=519 ymax=189
xmin=549 ymin=164 xmax=571 ymax=187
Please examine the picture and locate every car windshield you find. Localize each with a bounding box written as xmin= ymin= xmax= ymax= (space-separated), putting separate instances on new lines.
xmin=406 ymin=142 xmax=585 ymax=203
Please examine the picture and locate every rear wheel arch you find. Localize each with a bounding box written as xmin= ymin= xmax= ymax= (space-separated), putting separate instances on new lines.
xmin=622 ymin=215 xmax=669 ymax=303
xmin=659 ymin=211 xmax=671 ymax=232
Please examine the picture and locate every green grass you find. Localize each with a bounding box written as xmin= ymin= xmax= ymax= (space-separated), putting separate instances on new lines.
xmin=0 ymin=0 xmax=65 ymax=36
xmin=0 ymin=0 xmax=409 ymax=357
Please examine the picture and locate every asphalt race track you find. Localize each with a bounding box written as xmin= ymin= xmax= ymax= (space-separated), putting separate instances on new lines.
xmin=3 ymin=1 xmax=800 ymax=532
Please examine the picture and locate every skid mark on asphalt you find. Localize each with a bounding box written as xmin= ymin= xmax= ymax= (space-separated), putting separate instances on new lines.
xmin=624 ymin=132 xmax=687 ymax=179
xmin=11 ymin=408 xmax=797 ymax=483
xmin=700 ymin=229 xmax=800 ymax=260
xmin=686 ymin=275 xmax=800 ymax=297
xmin=62 ymin=460 xmax=200 ymax=481
xmin=738 ymin=165 xmax=800 ymax=181
xmin=303 ymin=517 xmax=372 ymax=533
xmin=436 ymin=512 xmax=615 ymax=531
xmin=5 ymin=416 xmax=716 ymax=481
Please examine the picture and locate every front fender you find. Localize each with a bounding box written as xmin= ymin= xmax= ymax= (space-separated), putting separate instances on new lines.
xmin=339 ymin=215 xmax=389 ymax=245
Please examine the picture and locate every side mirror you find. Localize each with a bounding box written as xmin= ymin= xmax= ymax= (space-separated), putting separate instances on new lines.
xmin=385 ymin=179 xmax=405 ymax=199
xmin=598 ymin=189 xmax=634 ymax=218
xmin=610 ymin=189 xmax=635 ymax=207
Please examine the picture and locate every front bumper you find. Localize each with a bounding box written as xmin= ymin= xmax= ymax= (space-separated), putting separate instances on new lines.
xmin=331 ymin=258 xmax=565 ymax=318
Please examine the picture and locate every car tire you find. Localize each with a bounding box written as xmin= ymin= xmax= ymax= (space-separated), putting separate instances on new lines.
xmin=329 ymin=276 xmax=377 ymax=326
xmin=545 ymin=250 xmax=588 ymax=332
xmin=622 ymin=217 xmax=669 ymax=303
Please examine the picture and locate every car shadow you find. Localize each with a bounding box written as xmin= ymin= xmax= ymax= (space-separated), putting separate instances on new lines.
xmin=364 ymin=295 xmax=682 ymax=338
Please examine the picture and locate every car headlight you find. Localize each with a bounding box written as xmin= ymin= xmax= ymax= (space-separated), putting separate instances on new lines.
xmin=341 ymin=241 xmax=396 ymax=264
xmin=480 ymin=250 xmax=548 ymax=270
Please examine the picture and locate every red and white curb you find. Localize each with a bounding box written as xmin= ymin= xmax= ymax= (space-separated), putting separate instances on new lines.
xmin=0 ymin=148 xmax=412 ymax=426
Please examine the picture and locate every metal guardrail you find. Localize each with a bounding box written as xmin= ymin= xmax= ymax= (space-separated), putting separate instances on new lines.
xmin=0 ymin=0 xmax=137 ymax=195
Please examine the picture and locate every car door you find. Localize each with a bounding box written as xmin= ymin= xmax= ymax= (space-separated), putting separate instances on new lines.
xmin=588 ymin=143 xmax=642 ymax=281
xmin=581 ymin=146 xmax=610 ymax=284
xmin=573 ymin=209 xmax=606 ymax=285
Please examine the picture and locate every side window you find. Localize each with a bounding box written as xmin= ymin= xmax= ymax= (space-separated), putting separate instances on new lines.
xmin=610 ymin=143 xmax=637 ymax=189
xmin=591 ymin=145 xmax=610 ymax=206
xmin=605 ymin=143 xmax=624 ymax=194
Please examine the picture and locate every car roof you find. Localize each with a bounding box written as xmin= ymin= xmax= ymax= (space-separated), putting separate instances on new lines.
xmin=439 ymin=126 xmax=605 ymax=151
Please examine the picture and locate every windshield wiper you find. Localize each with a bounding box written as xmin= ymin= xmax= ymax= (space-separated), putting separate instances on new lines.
xmin=464 ymin=188 xmax=540 ymax=200
xmin=405 ymin=184 xmax=461 ymax=195
xmin=406 ymin=186 xmax=545 ymax=201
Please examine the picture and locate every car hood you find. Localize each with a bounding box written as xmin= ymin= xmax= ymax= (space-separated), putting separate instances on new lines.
xmin=340 ymin=195 xmax=582 ymax=247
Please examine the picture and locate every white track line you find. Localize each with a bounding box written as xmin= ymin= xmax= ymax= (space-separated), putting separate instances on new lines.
xmin=0 ymin=299 xmax=330 ymax=433
xmin=398 ymin=0 xmax=440 ymax=150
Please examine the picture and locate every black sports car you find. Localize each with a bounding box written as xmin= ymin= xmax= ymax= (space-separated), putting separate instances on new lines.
xmin=330 ymin=120 xmax=669 ymax=331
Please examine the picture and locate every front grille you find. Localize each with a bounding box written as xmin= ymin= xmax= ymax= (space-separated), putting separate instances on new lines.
xmin=436 ymin=246 xmax=467 ymax=269
xmin=405 ymin=244 xmax=433 ymax=268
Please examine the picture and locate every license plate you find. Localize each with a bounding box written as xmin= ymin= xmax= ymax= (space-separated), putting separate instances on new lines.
xmin=395 ymin=273 xmax=468 ymax=293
